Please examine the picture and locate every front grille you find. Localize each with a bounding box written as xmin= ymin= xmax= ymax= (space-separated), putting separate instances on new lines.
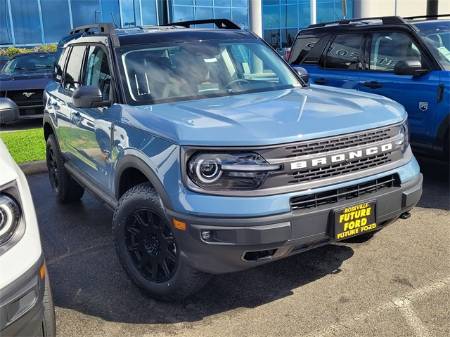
xmin=288 ymin=153 xmax=392 ymax=183
xmin=290 ymin=174 xmax=399 ymax=211
xmin=5 ymin=90 xmax=44 ymax=107
xmin=284 ymin=128 xmax=393 ymax=158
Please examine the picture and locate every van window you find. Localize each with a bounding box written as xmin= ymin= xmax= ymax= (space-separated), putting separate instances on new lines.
xmin=324 ymin=34 xmax=364 ymax=70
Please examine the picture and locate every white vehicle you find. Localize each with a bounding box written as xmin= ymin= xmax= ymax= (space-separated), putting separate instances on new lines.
xmin=0 ymin=140 xmax=55 ymax=337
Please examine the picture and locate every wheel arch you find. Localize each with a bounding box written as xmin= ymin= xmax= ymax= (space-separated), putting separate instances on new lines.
xmin=114 ymin=155 xmax=172 ymax=209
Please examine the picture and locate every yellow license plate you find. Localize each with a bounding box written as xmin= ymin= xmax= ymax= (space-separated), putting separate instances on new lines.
xmin=335 ymin=202 xmax=377 ymax=241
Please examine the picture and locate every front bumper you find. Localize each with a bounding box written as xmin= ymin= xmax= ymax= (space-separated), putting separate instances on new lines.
xmin=0 ymin=257 xmax=46 ymax=337
xmin=168 ymin=173 xmax=422 ymax=274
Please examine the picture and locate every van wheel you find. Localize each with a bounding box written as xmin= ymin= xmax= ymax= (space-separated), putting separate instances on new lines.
xmin=46 ymin=135 xmax=84 ymax=203
xmin=42 ymin=274 xmax=56 ymax=337
xmin=112 ymin=183 xmax=211 ymax=301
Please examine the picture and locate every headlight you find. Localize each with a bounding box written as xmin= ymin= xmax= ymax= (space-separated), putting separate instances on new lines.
xmin=187 ymin=152 xmax=281 ymax=191
xmin=0 ymin=194 xmax=21 ymax=246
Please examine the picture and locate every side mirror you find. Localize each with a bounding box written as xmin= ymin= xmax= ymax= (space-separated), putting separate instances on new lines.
xmin=72 ymin=86 xmax=104 ymax=108
xmin=0 ymin=97 xmax=19 ymax=124
xmin=293 ymin=66 xmax=310 ymax=85
xmin=394 ymin=60 xmax=428 ymax=77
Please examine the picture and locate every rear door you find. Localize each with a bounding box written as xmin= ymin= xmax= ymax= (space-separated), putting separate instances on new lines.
xmin=357 ymin=30 xmax=441 ymax=145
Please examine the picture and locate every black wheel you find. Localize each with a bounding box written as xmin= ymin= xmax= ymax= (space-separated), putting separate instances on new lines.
xmin=46 ymin=134 xmax=84 ymax=203
xmin=113 ymin=183 xmax=210 ymax=301
xmin=42 ymin=274 xmax=56 ymax=337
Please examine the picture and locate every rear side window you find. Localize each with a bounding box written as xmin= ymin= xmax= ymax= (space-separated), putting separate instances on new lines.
xmin=324 ymin=34 xmax=364 ymax=70
xmin=289 ymin=35 xmax=321 ymax=65
xmin=64 ymin=45 xmax=86 ymax=92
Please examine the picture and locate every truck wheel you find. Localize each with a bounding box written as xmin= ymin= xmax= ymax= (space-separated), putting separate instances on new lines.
xmin=46 ymin=134 xmax=84 ymax=203
xmin=112 ymin=183 xmax=211 ymax=301
xmin=42 ymin=274 xmax=56 ymax=337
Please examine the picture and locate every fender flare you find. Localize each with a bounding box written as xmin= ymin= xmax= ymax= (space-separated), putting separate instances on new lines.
xmin=114 ymin=155 xmax=172 ymax=209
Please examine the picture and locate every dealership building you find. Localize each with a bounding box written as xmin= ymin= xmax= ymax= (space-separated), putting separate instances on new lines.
xmin=0 ymin=0 xmax=448 ymax=51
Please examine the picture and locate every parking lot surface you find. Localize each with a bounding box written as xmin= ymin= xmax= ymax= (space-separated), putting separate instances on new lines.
xmin=29 ymin=158 xmax=449 ymax=337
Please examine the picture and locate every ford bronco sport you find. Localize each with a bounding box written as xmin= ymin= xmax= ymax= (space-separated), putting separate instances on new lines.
xmin=288 ymin=15 xmax=450 ymax=159
xmin=43 ymin=20 xmax=422 ymax=300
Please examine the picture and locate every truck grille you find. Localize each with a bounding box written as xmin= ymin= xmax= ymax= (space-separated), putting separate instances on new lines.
xmin=289 ymin=153 xmax=391 ymax=183
xmin=257 ymin=124 xmax=403 ymax=190
xmin=283 ymin=128 xmax=393 ymax=158
xmin=5 ymin=90 xmax=44 ymax=108
xmin=290 ymin=174 xmax=399 ymax=211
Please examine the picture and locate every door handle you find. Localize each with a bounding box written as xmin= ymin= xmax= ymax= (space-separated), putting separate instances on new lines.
xmin=314 ymin=78 xmax=327 ymax=85
xmin=362 ymin=81 xmax=383 ymax=89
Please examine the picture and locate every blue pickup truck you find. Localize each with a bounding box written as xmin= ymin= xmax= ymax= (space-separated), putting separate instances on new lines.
xmin=289 ymin=15 xmax=450 ymax=159
xmin=43 ymin=20 xmax=422 ymax=300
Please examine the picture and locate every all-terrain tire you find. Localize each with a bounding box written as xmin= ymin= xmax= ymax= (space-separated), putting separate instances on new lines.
xmin=46 ymin=134 xmax=84 ymax=203
xmin=112 ymin=183 xmax=211 ymax=301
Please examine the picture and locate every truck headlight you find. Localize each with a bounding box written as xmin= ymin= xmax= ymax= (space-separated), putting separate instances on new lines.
xmin=187 ymin=152 xmax=281 ymax=191
xmin=0 ymin=195 xmax=21 ymax=246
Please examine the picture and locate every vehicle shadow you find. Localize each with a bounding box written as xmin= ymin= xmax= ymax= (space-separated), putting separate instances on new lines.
xmin=416 ymin=156 xmax=449 ymax=210
xmin=46 ymin=242 xmax=353 ymax=325
xmin=28 ymin=175 xmax=354 ymax=325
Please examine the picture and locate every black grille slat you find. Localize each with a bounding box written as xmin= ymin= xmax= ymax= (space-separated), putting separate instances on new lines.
xmin=283 ymin=128 xmax=392 ymax=158
xmin=6 ymin=90 xmax=44 ymax=107
xmin=288 ymin=153 xmax=392 ymax=184
xmin=290 ymin=174 xmax=399 ymax=211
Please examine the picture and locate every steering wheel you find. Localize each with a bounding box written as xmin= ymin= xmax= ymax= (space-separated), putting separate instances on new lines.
xmin=225 ymin=78 xmax=250 ymax=89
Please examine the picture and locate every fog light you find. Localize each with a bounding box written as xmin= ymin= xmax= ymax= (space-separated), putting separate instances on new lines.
xmin=201 ymin=230 xmax=211 ymax=241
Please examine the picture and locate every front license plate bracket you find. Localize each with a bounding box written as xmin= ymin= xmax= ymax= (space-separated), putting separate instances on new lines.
xmin=334 ymin=201 xmax=377 ymax=241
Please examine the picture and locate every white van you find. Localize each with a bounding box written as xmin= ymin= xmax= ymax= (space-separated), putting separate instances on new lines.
xmin=0 ymin=140 xmax=55 ymax=336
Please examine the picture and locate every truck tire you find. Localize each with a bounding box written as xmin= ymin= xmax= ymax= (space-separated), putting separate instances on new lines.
xmin=46 ymin=135 xmax=84 ymax=203
xmin=42 ymin=275 xmax=56 ymax=337
xmin=112 ymin=183 xmax=211 ymax=301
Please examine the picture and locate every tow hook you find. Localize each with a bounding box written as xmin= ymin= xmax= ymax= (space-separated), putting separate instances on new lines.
xmin=400 ymin=212 xmax=411 ymax=220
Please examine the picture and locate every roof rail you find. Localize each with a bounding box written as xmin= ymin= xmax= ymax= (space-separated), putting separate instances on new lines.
xmin=165 ymin=19 xmax=240 ymax=30
xmin=308 ymin=16 xmax=407 ymax=28
xmin=69 ymin=23 xmax=115 ymax=35
xmin=404 ymin=14 xmax=450 ymax=20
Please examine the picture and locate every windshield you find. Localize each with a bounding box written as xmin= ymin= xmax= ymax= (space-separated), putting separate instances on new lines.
xmin=415 ymin=20 xmax=450 ymax=70
xmin=119 ymin=39 xmax=301 ymax=105
xmin=2 ymin=53 xmax=56 ymax=74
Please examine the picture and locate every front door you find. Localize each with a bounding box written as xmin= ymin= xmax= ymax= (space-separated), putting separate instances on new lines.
xmin=358 ymin=30 xmax=441 ymax=145
xmin=71 ymin=45 xmax=116 ymax=190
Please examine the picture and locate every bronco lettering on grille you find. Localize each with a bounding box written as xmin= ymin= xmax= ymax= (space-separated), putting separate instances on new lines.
xmin=290 ymin=143 xmax=393 ymax=170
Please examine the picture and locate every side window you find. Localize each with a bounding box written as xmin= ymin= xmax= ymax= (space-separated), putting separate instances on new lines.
xmin=54 ymin=48 xmax=68 ymax=83
xmin=63 ymin=46 xmax=86 ymax=92
xmin=325 ymin=34 xmax=364 ymax=70
xmin=289 ymin=35 xmax=321 ymax=65
xmin=83 ymin=46 xmax=112 ymax=100
xmin=369 ymin=32 xmax=424 ymax=72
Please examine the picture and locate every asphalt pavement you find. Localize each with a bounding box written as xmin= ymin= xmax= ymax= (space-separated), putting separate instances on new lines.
xmin=29 ymin=158 xmax=449 ymax=337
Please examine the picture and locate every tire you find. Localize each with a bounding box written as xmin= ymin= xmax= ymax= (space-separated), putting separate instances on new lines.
xmin=112 ymin=183 xmax=211 ymax=301
xmin=42 ymin=275 xmax=56 ymax=337
xmin=46 ymin=134 xmax=84 ymax=203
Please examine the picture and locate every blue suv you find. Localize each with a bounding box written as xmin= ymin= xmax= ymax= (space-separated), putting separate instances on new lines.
xmin=289 ymin=15 xmax=450 ymax=159
xmin=43 ymin=20 xmax=422 ymax=300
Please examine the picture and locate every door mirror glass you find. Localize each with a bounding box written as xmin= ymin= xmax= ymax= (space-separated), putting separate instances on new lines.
xmin=293 ymin=66 xmax=310 ymax=85
xmin=394 ymin=60 xmax=428 ymax=76
xmin=72 ymin=86 xmax=104 ymax=108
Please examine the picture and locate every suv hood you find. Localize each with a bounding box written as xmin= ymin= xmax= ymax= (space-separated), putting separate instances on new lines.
xmin=0 ymin=140 xmax=18 ymax=186
xmin=123 ymin=86 xmax=406 ymax=146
